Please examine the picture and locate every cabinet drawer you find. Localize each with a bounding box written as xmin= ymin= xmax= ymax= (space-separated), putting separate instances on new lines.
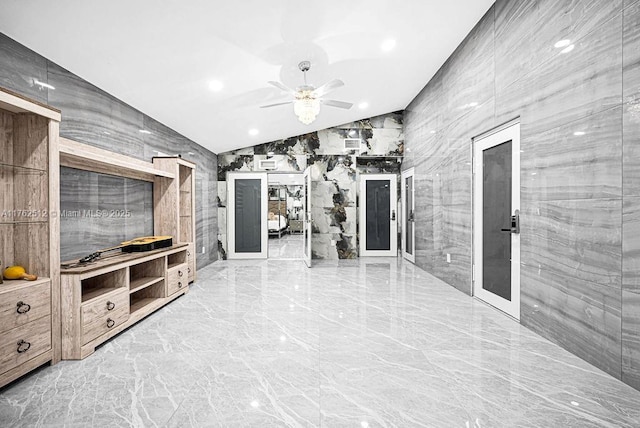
xmin=0 ymin=316 xmax=51 ymax=374
xmin=187 ymin=243 xmax=196 ymax=282
xmin=81 ymin=288 xmax=129 ymax=345
xmin=167 ymin=263 xmax=188 ymax=296
xmin=0 ymin=281 xmax=51 ymax=334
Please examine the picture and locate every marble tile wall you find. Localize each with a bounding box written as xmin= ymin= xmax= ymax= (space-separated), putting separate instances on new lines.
xmin=404 ymin=0 xmax=640 ymax=390
xmin=59 ymin=167 xmax=153 ymax=262
xmin=623 ymin=0 xmax=640 ymax=390
xmin=216 ymin=112 xmax=404 ymax=260
xmin=0 ymin=33 xmax=218 ymax=269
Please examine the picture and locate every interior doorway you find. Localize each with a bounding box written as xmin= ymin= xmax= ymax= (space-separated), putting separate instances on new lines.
xmin=359 ymin=174 xmax=398 ymax=257
xmin=473 ymin=121 xmax=521 ymax=320
xmin=267 ymin=172 xmax=304 ymax=260
xmin=227 ymin=172 xmax=268 ymax=259
xmin=401 ymin=168 xmax=415 ymax=263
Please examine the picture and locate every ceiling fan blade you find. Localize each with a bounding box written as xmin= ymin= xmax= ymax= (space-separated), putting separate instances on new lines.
xmin=268 ymin=81 xmax=296 ymax=94
xmin=260 ymin=100 xmax=294 ymax=108
xmin=322 ymin=99 xmax=353 ymax=109
xmin=313 ymin=79 xmax=344 ymax=97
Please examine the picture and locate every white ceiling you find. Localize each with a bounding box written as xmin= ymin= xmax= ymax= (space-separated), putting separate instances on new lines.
xmin=0 ymin=0 xmax=494 ymax=154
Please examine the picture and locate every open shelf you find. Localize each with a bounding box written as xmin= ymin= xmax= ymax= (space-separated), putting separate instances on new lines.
xmin=0 ymin=277 xmax=50 ymax=293
xmin=60 ymin=137 xmax=175 ymax=182
xmin=0 ymin=162 xmax=47 ymax=173
xmin=129 ymin=276 xmax=164 ymax=294
xmin=0 ymin=219 xmax=48 ymax=225
xmin=167 ymin=250 xmax=187 ymax=269
xmin=129 ymin=257 xmax=164 ymax=295
xmin=129 ymin=296 xmax=160 ymax=315
xmin=81 ymin=287 xmax=118 ymax=304
xmin=81 ymin=268 xmax=126 ymax=304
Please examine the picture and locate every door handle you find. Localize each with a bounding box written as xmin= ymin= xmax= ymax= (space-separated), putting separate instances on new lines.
xmin=408 ymin=210 xmax=415 ymax=222
xmin=500 ymin=209 xmax=520 ymax=234
xmin=391 ymin=210 xmax=396 ymax=221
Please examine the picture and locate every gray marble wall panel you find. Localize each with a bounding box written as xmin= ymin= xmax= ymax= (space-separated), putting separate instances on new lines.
xmin=622 ymin=290 xmax=640 ymax=388
xmin=494 ymin=1 xmax=623 ymax=92
xmin=47 ymin=62 xmax=145 ymax=160
xmin=0 ymin=32 xmax=219 ymax=270
xmin=623 ymin=2 xmax=640 ymax=197
xmin=495 ymin=5 xmax=623 ymax=136
xmin=59 ymin=167 xmax=153 ymax=262
xmin=404 ymin=0 xmax=639 ymax=389
xmin=0 ymin=33 xmax=49 ymax=104
xmin=521 ymin=107 xmax=622 ymax=201
xmin=622 ymin=1 xmax=640 ymax=390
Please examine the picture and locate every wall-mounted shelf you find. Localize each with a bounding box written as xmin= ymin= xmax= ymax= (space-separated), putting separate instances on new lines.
xmin=59 ymin=137 xmax=175 ymax=182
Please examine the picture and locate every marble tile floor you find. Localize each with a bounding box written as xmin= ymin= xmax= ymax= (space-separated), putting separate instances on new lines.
xmin=1 ymin=258 xmax=640 ymax=427
xmin=268 ymin=233 xmax=303 ymax=259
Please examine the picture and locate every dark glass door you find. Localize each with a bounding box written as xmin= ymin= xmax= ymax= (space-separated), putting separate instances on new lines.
xmin=482 ymin=141 xmax=512 ymax=301
xmin=235 ymin=178 xmax=262 ymax=253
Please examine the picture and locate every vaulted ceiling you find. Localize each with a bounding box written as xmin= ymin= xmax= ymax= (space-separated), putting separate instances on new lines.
xmin=0 ymin=0 xmax=494 ymax=153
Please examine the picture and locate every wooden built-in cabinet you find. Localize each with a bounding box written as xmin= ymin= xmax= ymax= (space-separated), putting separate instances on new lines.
xmin=61 ymin=245 xmax=189 ymax=359
xmin=0 ymin=87 xmax=61 ymax=388
xmin=153 ymin=157 xmax=196 ymax=282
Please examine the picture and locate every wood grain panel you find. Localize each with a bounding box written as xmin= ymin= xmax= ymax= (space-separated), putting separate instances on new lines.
xmin=13 ymin=113 xmax=48 ymax=170
xmin=0 ymin=316 xmax=51 ymax=374
xmin=0 ymin=280 xmax=50 ymax=334
xmin=81 ymin=288 xmax=128 ymax=345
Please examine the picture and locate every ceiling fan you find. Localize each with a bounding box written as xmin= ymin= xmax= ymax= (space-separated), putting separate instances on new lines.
xmin=261 ymin=61 xmax=353 ymax=125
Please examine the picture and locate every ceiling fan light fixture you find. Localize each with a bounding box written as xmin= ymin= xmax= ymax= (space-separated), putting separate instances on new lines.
xmin=294 ymin=90 xmax=320 ymax=125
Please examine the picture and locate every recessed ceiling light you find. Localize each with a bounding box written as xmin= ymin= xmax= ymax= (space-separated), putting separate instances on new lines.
xmin=209 ymin=80 xmax=224 ymax=91
xmin=34 ymin=79 xmax=55 ymax=90
xmin=561 ymin=44 xmax=575 ymax=54
xmin=573 ymin=131 xmax=586 ymax=136
xmin=139 ymin=129 xmax=151 ymax=134
xmin=380 ymin=39 xmax=396 ymax=52
xmin=358 ymin=102 xmax=369 ymax=109
xmin=554 ymin=39 xmax=571 ymax=48
xmin=248 ymin=129 xmax=259 ymax=136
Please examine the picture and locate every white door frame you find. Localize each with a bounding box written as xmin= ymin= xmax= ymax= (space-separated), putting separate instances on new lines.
xmin=303 ymin=167 xmax=312 ymax=267
xmin=401 ymin=168 xmax=415 ymax=263
xmin=359 ymin=174 xmax=398 ymax=257
xmin=227 ymin=172 xmax=268 ymax=259
xmin=473 ymin=121 xmax=520 ymax=320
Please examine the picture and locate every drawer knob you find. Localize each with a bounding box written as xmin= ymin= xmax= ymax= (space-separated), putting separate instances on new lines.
xmin=178 ymin=271 xmax=184 ymax=277
xmin=178 ymin=281 xmax=183 ymax=288
xmin=107 ymin=318 xmax=115 ymax=328
xmin=16 ymin=301 xmax=31 ymax=314
xmin=17 ymin=340 xmax=31 ymax=353
xmin=106 ymin=301 xmax=115 ymax=311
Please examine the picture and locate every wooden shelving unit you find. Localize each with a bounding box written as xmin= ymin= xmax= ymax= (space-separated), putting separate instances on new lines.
xmin=61 ymin=244 xmax=188 ymax=359
xmin=0 ymin=86 xmax=61 ymax=388
xmin=153 ymin=157 xmax=196 ymax=282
